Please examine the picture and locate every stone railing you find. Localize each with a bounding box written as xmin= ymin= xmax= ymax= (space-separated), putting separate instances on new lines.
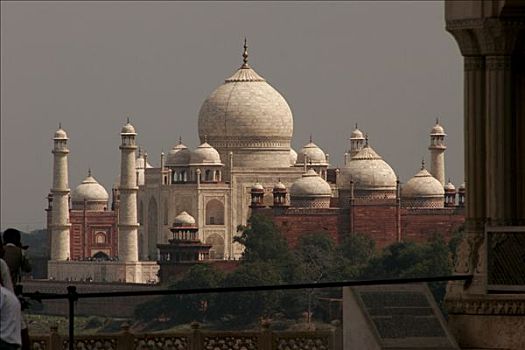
xmin=30 ymin=321 xmax=342 ymax=350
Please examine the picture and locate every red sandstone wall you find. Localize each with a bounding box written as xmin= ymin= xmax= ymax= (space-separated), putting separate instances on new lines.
xmin=351 ymin=205 xmax=399 ymax=249
xmin=258 ymin=204 xmax=464 ymax=252
xmin=271 ymin=212 xmax=341 ymax=247
xmin=400 ymin=208 xmax=465 ymax=243
xmin=69 ymin=211 xmax=118 ymax=260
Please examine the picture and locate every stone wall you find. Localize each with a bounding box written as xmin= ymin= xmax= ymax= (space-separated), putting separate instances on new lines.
xmin=30 ymin=322 xmax=341 ymax=350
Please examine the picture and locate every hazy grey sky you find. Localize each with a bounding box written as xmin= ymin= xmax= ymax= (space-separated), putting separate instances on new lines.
xmin=1 ymin=1 xmax=463 ymax=231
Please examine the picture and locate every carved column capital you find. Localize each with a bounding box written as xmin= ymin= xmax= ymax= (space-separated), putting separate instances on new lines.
xmin=476 ymin=18 xmax=525 ymax=56
xmin=464 ymin=56 xmax=485 ymax=71
xmin=485 ymin=55 xmax=512 ymax=70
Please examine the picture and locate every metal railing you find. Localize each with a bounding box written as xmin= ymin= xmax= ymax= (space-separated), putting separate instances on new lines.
xmin=22 ymin=274 xmax=473 ymax=350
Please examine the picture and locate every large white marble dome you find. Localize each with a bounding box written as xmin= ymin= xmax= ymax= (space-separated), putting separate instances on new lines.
xmin=198 ymin=46 xmax=293 ymax=168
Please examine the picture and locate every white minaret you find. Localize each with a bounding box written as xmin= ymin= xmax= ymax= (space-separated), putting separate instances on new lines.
xmin=50 ymin=125 xmax=71 ymax=260
xmin=118 ymin=120 xmax=139 ymax=262
xmin=429 ymin=119 xmax=446 ymax=186
xmin=349 ymin=123 xmax=365 ymax=158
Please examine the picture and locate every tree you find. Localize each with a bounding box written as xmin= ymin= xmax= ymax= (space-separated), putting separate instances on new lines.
xmin=213 ymin=261 xmax=283 ymax=327
xmin=361 ymin=236 xmax=452 ymax=309
xmin=134 ymin=264 xmax=224 ymax=325
xmin=234 ymin=214 xmax=299 ymax=281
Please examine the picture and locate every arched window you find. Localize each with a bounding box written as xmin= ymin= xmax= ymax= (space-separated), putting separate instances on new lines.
xmin=206 ymin=233 xmax=225 ymax=260
xmin=95 ymin=232 xmax=106 ymax=244
xmin=139 ymin=200 xmax=144 ymax=224
xmin=163 ymin=199 xmax=168 ymax=225
xmin=92 ymin=251 xmax=109 ymax=260
xmin=148 ymin=197 xmax=158 ymax=260
xmin=205 ymin=169 xmax=212 ymax=181
xmin=214 ymin=170 xmax=221 ymax=182
xmin=205 ymin=199 xmax=224 ymax=225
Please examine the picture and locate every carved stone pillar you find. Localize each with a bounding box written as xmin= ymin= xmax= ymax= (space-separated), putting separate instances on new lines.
xmin=485 ymin=55 xmax=516 ymax=226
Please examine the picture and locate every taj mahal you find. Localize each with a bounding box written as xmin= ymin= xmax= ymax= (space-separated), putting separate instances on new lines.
xmin=46 ymin=42 xmax=464 ymax=283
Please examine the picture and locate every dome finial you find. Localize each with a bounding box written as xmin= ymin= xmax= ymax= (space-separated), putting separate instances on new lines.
xmin=126 ymin=116 xmax=130 ymax=124
xmin=355 ymin=122 xmax=358 ymax=130
xmin=421 ymin=158 xmax=425 ymax=170
xmin=365 ymin=134 xmax=369 ymax=147
xmin=204 ymin=135 xmax=208 ymax=143
xmin=435 ymin=117 xmax=439 ymax=125
xmin=179 ymin=136 xmax=182 ymax=145
xmin=242 ymin=37 xmax=249 ymax=68
xmin=309 ymin=134 xmax=313 ymax=143
xmin=59 ymin=122 xmax=62 ymax=129
xmin=88 ymin=168 xmax=92 ymax=177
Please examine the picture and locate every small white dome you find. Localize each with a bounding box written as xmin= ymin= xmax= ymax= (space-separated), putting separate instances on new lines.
xmin=173 ymin=211 xmax=196 ymax=226
xmin=458 ymin=183 xmax=465 ymax=191
xmin=251 ymin=183 xmax=264 ymax=191
xmin=401 ymin=168 xmax=445 ymax=198
xmin=290 ymin=169 xmax=332 ymax=197
xmin=289 ymin=149 xmax=298 ymax=166
xmin=121 ymin=122 xmax=136 ymax=134
xmin=296 ymin=142 xmax=328 ymax=165
xmin=431 ymin=122 xmax=445 ymax=135
xmin=54 ymin=128 xmax=68 ymax=140
xmin=71 ymin=174 xmax=109 ymax=203
xmin=274 ymin=181 xmax=286 ymax=190
xmin=190 ymin=142 xmax=222 ymax=165
xmin=444 ymin=180 xmax=456 ymax=191
xmin=166 ymin=143 xmax=190 ymax=166
xmin=351 ymin=128 xmax=364 ymax=139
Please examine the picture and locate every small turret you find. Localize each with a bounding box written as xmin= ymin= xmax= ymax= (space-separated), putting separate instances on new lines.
xmin=429 ymin=118 xmax=447 ymax=186
xmin=250 ymin=182 xmax=265 ymax=208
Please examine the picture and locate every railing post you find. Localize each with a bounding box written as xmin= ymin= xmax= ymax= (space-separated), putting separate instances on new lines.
xmin=331 ymin=319 xmax=342 ymax=350
xmin=260 ymin=319 xmax=272 ymax=350
xmin=118 ymin=322 xmax=134 ymax=350
xmin=66 ymin=286 xmax=78 ymax=350
xmin=49 ymin=324 xmax=61 ymax=349
xmin=190 ymin=321 xmax=201 ymax=350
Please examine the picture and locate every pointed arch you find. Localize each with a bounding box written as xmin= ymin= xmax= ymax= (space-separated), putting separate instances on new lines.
xmin=138 ymin=200 xmax=144 ymax=224
xmin=206 ymin=199 xmax=224 ymax=225
xmin=163 ymin=198 xmax=168 ymax=225
xmin=147 ymin=196 xmax=158 ymax=260
xmin=205 ymin=233 xmax=225 ymax=260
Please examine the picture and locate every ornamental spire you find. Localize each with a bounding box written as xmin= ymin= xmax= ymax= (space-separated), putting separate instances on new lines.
xmin=421 ymin=158 xmax=425 ymax=170
xmin=242 ymin=37 xmax=249 ymax=68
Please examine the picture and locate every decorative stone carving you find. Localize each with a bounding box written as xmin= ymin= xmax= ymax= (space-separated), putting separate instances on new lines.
xmin=446 ymin=298 xmax=525 ymax=315
xmin=485 ymin=56 xmax=512 ymax=70
xmin=64 ymin=338 xmax=117 ymax=350
xmin=274 ymin=335 xmax=330 ymax=350
xmin=134 ymin=335 xmax=189 ymax=350
xmin=464 ymin=56 xmax=485 ymax=71
xmin=203 ymin=335 xmax=258 ymax=350
xmin=31 ymin=339 xmax=49 ymax=350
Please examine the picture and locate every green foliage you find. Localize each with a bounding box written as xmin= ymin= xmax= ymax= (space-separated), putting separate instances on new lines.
xmin=134 ymin=264 xmax=224 ymax=325
xmin=20 ymin=229 xmax=49 ymax=258
xmin=235 ymin=214 xmax=291 ymax=263
xmin=361 ymin=236 xmax=452 ymax=309
xmin=213 ymin=261 xmax=283 ymax=327
xmin=135 ymin=213 xmax=457 ymax=328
